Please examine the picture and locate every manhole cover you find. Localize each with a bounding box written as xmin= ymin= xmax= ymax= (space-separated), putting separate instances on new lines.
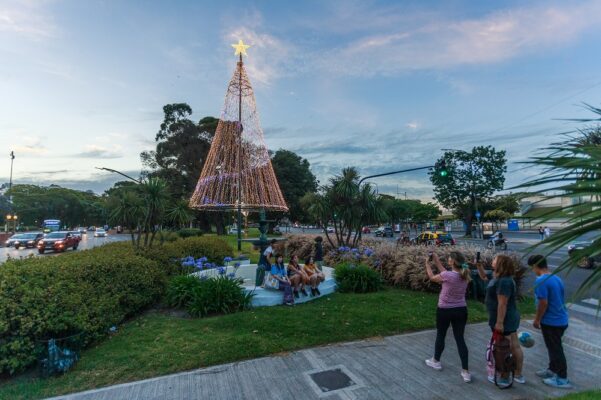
xmin=309 ymin=368 xmax=355 ymax=392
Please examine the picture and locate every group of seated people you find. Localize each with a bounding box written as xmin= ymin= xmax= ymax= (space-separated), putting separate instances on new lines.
xmin=268 ymin=254 xmax=325 ymax=305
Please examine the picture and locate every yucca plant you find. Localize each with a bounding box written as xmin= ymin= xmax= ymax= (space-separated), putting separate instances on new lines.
xmin=516 ymin=104 xmax=601 ymax=298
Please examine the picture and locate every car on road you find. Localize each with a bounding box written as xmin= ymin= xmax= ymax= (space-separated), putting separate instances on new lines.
xmin=567 ymin=241 xmax=600 ymax=268
xmin=94 ymin=229 xmax=108 ymax=237
xmin=76 ymin=227 xmax=87 ymax=234
xmin=324 ymin=227 xmax=335 ymax=234
xmin=362 ymin=226 xmax=371 ymax=234
xmin=375 ymin=226 xmax=394 ymax=238
xmin=69 ymin=231 xmax=83 ymax=240
xmin=5 ymin=232 xmax=44 ymax=249
xmin=435 ymin=233 xmax=456 ymax=246
xmin=37 ymin=231 xmax=80 ymax=254
xmin=412 ymin=231 xmax=438 ymax=245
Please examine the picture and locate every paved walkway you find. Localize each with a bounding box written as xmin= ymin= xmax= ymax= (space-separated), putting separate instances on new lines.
xmin=50 ymin=319 xmax=601 ymax=400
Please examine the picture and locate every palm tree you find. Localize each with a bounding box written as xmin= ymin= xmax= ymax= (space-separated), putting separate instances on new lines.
xmin=108 ymin=191 xmax=144 ymax=246
xmin=517 ymin=105 xmax=601 ymax=297
xmin=308 ymin=167 xmax=386 ymax=248
xmin=139 ymin=177 xmax=169 ymax=248
xmin=166 ymin=199 xmax=193 ymax=229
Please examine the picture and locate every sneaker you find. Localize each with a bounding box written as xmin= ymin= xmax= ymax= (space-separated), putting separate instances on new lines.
xmin=315 ymin=287 xmax=321 ymax=295
xmin=301 ymin=288 xmax=308 ymax=296
xmin=536 ymin=369 xmax=556 ymax=378
xmin=487 ymin=375 xmax=495 ymax=384
xmin=543 ymin=376 xmax=573 ymax=389
xmin=496 ymin=377 xmax=511 ymax=388
xmin=514 ymin=375 xmax=526 ymax=384
xmin=425 ymin=358 xmax=442 ymax=370
xmin=310 ymin=288 xmax=316 ymax=296
xmin=284 ymin=301 xmax=294 ymax=306
xmin=461 ymin=371 xmax=472 ymax=383
xmin=293 ymin=291 xmax=299 ymax=299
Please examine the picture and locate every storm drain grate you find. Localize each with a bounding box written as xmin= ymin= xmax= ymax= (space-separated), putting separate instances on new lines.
xmin=309 ymin=368 xmax=356 ymax=393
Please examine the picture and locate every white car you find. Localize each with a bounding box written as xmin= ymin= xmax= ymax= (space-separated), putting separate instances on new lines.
xmin=324 ymin=227 xmax=334 ymax=233
xmin=228 ymin=227 xmax=245 ymax=235
xmin=94 ymin=229 xmax=107 ymax=237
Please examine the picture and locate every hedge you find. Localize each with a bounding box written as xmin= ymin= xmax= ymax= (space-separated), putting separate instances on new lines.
xmin=0 ymin=247 xmax=165 ymax=375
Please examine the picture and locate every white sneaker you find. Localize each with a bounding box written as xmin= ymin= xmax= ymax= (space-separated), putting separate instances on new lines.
xmin=461 ymin=370 xmax=472 ymax=383
xmin=425 ymin=358 xmax=442 ymax=370
xmin=487 ymin=375 xmax=495 ymax=384
xmin=514 ymin=374 xmax=526 ymax=384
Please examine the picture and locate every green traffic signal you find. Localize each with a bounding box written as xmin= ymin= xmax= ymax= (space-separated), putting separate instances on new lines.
xmin=437 ymin=160 xmax=448 ymax=177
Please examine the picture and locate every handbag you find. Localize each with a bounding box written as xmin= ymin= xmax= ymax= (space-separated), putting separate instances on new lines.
xmin=263 ymin=273 xmax=280 ymax=290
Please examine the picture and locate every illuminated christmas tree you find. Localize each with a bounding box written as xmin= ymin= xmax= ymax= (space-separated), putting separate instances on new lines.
xmin=190 ymin=40 xmax=288 ymax=215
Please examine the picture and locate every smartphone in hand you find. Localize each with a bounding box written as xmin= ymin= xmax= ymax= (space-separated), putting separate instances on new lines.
xmin=476 ymin=251 xmax=481 ymax=262
xmin=428 ymin=252 xmax=433 ymax=262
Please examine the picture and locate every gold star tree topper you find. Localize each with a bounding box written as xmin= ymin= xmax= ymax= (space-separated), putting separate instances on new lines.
xmin=231 ymin=39 xmax=250 ymax=56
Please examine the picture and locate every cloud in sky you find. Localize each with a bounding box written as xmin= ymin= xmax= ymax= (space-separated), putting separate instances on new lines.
xmin=0 ymin=0 xmax=55 ymax=39
xmin=73 ymin=145 xmax=123 ymax=159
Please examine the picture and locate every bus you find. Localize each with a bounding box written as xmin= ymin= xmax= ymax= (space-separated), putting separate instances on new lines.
xmin=43 ymin=219 xmax=61 ymax=233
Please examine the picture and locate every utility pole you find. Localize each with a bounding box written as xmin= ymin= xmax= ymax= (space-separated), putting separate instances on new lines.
xmin=8 ymin=151 xmax=15 ymax=204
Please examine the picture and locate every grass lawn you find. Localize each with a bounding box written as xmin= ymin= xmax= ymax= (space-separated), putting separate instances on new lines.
xmin=0 ymin=288 xmax=503 ymax=400
xmin=556 ymin=391 xmax=601 ymax=400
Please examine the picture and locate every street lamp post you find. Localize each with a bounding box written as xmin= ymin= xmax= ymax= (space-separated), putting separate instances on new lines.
xmin=8 ymin=151 xmax=15 ymax=204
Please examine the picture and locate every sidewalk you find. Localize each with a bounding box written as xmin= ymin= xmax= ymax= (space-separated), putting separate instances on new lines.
xmin=49 ymin=319 xmax=601 ymax=400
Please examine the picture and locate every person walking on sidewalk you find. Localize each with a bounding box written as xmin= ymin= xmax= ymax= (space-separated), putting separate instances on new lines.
xmin=538 ymin=227 xmax=545 ymax=241
xmin=528 ymin=255 xmax=572 ymax=389
xmin=476 ymin=255 xmax=525 ymax=387
xmin=424 ymin=251 xmax=472 ymax=383
xmin=544 ymin=226 xmax=551 ymax=239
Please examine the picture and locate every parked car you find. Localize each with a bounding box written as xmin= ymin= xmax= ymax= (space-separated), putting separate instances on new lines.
xmin=413 ymin=231 xmax=438 ymax=245
xmin=324 ymin=227 xmax=335 ymax=234
xmin=94 ymin=229 xmax=107 ymax=237
xmin=37 ymin=231 xmax=80 ymax=253
xmin=5 ymin=232 xmax=44 ymax=249
xmin=436 ymin=233 xmax=456 ymax=246
xmin=362 ymin=226 xmax=371 ymax=234
xmin=375 ymin=226 xmax=394 ymax=238
xmin=567 ymin=241 xmax=600 ymax=268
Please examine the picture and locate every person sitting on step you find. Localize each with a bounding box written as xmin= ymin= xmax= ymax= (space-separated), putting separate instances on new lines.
xmin=287 ymin=254 xmax=308 ymax=298
xmin=303 ymin=256 xmax=325 ymax=296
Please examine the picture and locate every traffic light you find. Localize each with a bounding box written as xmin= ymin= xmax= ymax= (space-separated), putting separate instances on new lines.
xmin=436 ymin=160 xmax=449 ymax=177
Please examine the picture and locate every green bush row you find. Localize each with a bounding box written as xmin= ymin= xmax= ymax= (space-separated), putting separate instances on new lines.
xmin=335 ymin=262 xmax=382 ymax=293
xmin=166 ymin=275 xmax=253 ymax=317
xmin=0 ymin=235 xmax=234 ymax=375
xmin=0 ymin=247 xmax=165 ymax=375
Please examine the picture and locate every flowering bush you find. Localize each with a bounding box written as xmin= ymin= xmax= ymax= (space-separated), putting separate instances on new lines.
xmin=326 ymin=241 xmax=527 ymax=295
xmin=167 ymin=255 xmax=252 ymax=317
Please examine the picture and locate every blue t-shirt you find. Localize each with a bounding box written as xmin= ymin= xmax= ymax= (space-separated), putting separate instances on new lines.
xmin=270 ymin=263 xmax=286 ymax=278
xmin=535 ymin=274 xmax=569 ymax=327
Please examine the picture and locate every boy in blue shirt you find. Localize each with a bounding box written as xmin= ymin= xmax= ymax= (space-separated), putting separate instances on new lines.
xmin=528 ymin=255 xmax=571 ymax=389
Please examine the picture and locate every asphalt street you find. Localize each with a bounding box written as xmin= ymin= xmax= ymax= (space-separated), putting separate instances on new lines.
xmin=0 ymin=233 xmax=131 ymax=263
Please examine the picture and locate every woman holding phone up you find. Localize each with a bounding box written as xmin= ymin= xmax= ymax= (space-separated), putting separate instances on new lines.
xmin=425 ymin=251 xmax=472 ymax=383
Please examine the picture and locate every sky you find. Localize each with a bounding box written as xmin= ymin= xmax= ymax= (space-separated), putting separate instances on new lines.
xmin=1 ymin=0 xmax=601 ymax=199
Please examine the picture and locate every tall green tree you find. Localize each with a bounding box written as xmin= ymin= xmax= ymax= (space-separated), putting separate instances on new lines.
xmin=430 ymin=146 xmax=507 ymax=236
xmin=306 ymin=167 xmax=386 ymax=247
xmin=271 ymin=149 xmax=318 ymax=222
xmin=141 ymin=104 xmax=218 ymax=199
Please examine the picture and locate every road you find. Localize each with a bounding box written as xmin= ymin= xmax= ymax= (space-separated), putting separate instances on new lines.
xmin=0 ymin=233 xmax=131 ymax=264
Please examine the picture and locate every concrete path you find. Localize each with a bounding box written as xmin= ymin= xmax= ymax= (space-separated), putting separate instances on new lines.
xmin=49 ymin=319 xmax=601 ymax=400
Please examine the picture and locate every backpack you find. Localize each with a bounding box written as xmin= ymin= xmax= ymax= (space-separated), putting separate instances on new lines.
xmin=486 ymin=331 xmax=516 ymax=389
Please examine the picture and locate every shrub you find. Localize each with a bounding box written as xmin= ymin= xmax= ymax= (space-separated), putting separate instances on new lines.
xmin=157 ymin=231 xmax=181 ymax=243
xmin=327 ymin=242 xmax=527 ymax=295
xmin=273 ymin=234 xmax=333 ymax=261
xmin=0 ymin=248 xmax=165 ymax=375
xmin=335 ymin=262 xmax=382 ymax=293
xmin=179 ymin=275 xmax=253 ymax=317
xmin=166 ymin=275 xmax=203 ymax=308
xmin=177 ymin=228 xmax=203 ymax=238
xmin=165 ymin=236 xmax=233 ymax=264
